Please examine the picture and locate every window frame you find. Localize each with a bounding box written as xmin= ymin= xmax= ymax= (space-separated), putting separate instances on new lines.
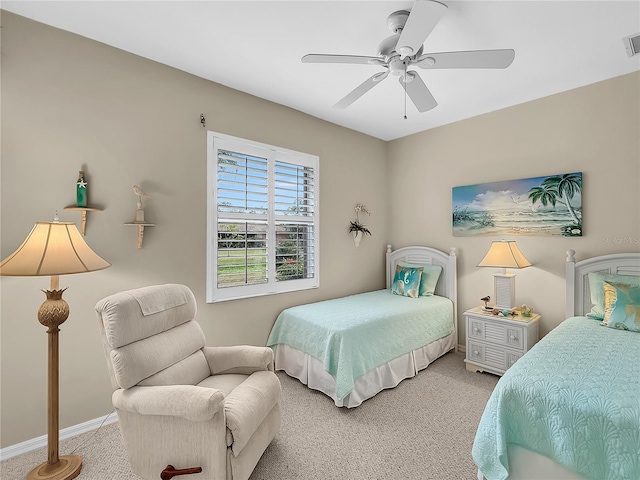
xmin=206 ymin=131 xmax=320 ymax=303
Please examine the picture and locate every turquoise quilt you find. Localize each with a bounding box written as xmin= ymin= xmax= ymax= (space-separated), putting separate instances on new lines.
xmin=266 ymin=289 xmax=453 ymax=400
xmin=473 ymin=317 xmax=640 ymax=480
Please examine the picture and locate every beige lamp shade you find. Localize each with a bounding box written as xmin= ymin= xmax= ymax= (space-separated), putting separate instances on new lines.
xmin=477 ymin=240 xmax=532 ymax=269
xmin=0 ymin=221 xmax=110 ymax=276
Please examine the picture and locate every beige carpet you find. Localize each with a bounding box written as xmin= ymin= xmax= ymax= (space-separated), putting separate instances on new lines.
xmin=1 ymin=352 xmax=498 ymax=480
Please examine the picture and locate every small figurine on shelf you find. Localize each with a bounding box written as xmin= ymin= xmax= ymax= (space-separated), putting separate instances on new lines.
xmin=132 ymin=185 xmax=153 ymax=223
xmin=76 ymin=171 xmax=87 ymax=207
xmin=521 ymin=304 xmax=533 ymax=317
xmin=481 ymin=295 xmax=491 ymax=310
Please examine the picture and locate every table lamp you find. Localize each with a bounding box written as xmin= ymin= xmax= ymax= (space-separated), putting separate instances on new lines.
xmin=477 ymin=240 xmax=531 ymax=310
xmin=0 ymin=217 xmax=110 ymax=480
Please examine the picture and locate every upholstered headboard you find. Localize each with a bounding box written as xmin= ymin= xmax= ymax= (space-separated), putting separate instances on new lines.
xmin=565 ymin=250 xmax=640 ymax=318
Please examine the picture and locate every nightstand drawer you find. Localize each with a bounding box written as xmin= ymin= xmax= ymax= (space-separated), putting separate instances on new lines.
xmin=505 ymin=327 xmax=524 ymax=350
xmin=468 ymin=318 xmax=525 ymax=350
xmin=468 ymin=341 xmax=523 ymax=371
xmin=506 ymin=351 xmax=522 ymax=369
xmin=467 ymin=341 xmax=486 ymax=364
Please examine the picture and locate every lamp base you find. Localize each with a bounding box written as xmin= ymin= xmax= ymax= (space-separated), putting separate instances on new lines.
xmin=27 ymin=455 xmax=82 ymax=480
xmin=493 ymin=272 xmax=516 ymax=310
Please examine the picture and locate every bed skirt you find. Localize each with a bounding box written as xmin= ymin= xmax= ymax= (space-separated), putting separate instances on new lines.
xmin=477 ymin=446 xmax=586 ymax=480
xmin=273 ymin=331 xmax=456 ymax=408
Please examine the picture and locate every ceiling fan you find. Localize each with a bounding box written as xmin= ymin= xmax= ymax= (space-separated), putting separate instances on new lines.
xmin=302 ymin=0 xmax=515 ymax=114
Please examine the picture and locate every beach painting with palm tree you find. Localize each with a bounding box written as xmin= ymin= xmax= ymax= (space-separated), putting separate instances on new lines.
xmin=452 ymin=172 xmax=582 ymax=237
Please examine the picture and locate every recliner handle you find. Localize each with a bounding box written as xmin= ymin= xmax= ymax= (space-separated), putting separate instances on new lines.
xmin=160 ymin=465 xmax=203 ymax=479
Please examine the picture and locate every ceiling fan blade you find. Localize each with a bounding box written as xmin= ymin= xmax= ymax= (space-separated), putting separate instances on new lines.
xmin=335 ymin=71 xmax=389 ymax=109
xmin=399 ymin=71 xmax=437 ymax=112
xmin=302 ymin=54 xmax=383 ymax=65
xmin=416 ymin=49 xmax=515 ymax=69
xmin=396 ymin=0 xmax=448 ymax=59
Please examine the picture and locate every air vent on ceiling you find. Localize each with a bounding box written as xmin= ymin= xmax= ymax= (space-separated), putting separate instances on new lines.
xmin=623 ymin=33 xmax=640 ymax=57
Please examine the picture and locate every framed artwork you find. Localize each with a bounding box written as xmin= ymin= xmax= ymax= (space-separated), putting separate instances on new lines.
xmin=452 ymin=172 xmax=582 ymax=237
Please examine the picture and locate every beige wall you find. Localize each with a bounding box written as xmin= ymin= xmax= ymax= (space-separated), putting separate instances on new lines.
xmin=1 ymin=11 xmax=639 ymax=450
xmin=388 ymin=71 xmax=640 ymax=342
xmin=0 ymin=12 xmax=389 ymax=447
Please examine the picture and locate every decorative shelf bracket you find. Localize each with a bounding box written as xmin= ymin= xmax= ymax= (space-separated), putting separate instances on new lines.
xmin=63 ymin=206 xmax=102 ymax=235
xmin=124 ymin=223 xmax=155 ymax=248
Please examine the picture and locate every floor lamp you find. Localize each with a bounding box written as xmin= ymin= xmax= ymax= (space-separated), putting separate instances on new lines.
xmin=0 ymin=218 xmax=110 ymax=480
xmin=477 ymin=240 xmax=531 ymax=310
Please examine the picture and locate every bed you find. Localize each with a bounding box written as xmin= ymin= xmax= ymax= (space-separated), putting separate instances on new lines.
xmin=267 ymin=244 xmax=458 ymax=407
xmin=473 ymin=249 xmax=640 ymax=480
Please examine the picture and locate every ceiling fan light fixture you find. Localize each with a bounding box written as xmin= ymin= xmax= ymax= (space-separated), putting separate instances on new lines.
xmin=389 ymin=56 xmax=408 ymax=76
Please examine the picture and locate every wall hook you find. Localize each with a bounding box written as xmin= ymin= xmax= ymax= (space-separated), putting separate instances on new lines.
xmin=200 ymin=114 xmax=206 ymax=128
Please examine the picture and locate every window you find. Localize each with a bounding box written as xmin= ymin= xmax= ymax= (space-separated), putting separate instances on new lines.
xmin=207 ymin=132 xmax=319 ymax=302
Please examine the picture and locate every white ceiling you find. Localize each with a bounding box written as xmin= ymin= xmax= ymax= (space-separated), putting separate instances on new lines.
xmin=3 ymin=1 xmax=640 ymax=141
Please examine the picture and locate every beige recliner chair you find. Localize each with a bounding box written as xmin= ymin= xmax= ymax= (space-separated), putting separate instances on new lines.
xmin=95 ymin=284 xmax=281 ymax=480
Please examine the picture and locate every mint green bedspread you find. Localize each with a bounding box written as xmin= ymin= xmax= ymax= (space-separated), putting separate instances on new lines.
xmin=266 ymin=289 xmax=454 ymax=400
xmin=473 ymin=317 xmax=640 ymax=480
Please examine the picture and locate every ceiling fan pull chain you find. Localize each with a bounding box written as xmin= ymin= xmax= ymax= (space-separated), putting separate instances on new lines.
xmin=404 ymin=64 xmax=408 ymax=120
xmin=404 ymin=89 xmax=408 ymax=120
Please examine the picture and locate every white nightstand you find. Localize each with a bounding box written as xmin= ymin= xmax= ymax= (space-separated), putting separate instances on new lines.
xmin=464 ymin=306 xmax=540 ymax=376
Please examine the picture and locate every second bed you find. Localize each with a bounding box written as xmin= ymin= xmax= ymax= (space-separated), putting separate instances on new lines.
xmin=267 ymin=245 xmax=458 ymax=407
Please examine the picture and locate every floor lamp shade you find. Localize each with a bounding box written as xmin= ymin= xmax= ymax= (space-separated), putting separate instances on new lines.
xmin=0 ymin=221 xmax=110 ymax=276
xmin=0 ymin=220 xmax=110 ymax=480
xmin=477 ymin=241 xmax=531 ymax=310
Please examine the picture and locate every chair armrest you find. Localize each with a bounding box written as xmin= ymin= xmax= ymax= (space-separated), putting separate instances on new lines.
xmin=203 ymin=345 xmax=274 ymax=375
xmin=225 ymin=371 xmax=281 ymax=455
xmin=112 ymin=385 xmax=224 ymax=422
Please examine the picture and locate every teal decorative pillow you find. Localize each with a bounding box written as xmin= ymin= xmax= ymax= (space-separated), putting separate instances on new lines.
xmin=392 ymin=265 xmax=423 ymax=298
xmin=587 ymin=272 xmax=640 ymax=320
xmin=397 ymin=261 xmax=443 ymax=296
xmin=602 ymin=282 xmax=640 ymax=332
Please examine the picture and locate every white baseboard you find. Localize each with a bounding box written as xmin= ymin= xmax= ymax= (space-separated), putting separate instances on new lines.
xmin=0 ymin=412 xmax=118 ymax=461
xmin=2 ymin=344 xmax=469 ymax=460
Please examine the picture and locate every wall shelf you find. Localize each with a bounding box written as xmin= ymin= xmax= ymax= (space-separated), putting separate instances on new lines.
xmin=124 ymin=223 xmax=155 ymax=249
xmin=63 ymin=206 xmax=102 ymax=235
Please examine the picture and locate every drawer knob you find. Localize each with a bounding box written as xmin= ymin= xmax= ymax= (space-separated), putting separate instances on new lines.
xmin=473 ymin=350 xmax=479 ymax=356
xmin=510 ymin=335 xmax=517 ymax=341
xmin=474 ymin=327 xmax=479 ymax=333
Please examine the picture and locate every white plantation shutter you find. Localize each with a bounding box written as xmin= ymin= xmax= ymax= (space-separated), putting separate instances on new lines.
xmin=274 ymin=160 xmax=315 ymax=282
xmin=207 ymin=132 xmax=319 ymax=302
xmin=216 ymin=221 xmax=268 ymax=287
xmin=217 ymin=150 xmax=268 ymax=216
xmin=216 ymin=149 xmax=269 ymax=288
